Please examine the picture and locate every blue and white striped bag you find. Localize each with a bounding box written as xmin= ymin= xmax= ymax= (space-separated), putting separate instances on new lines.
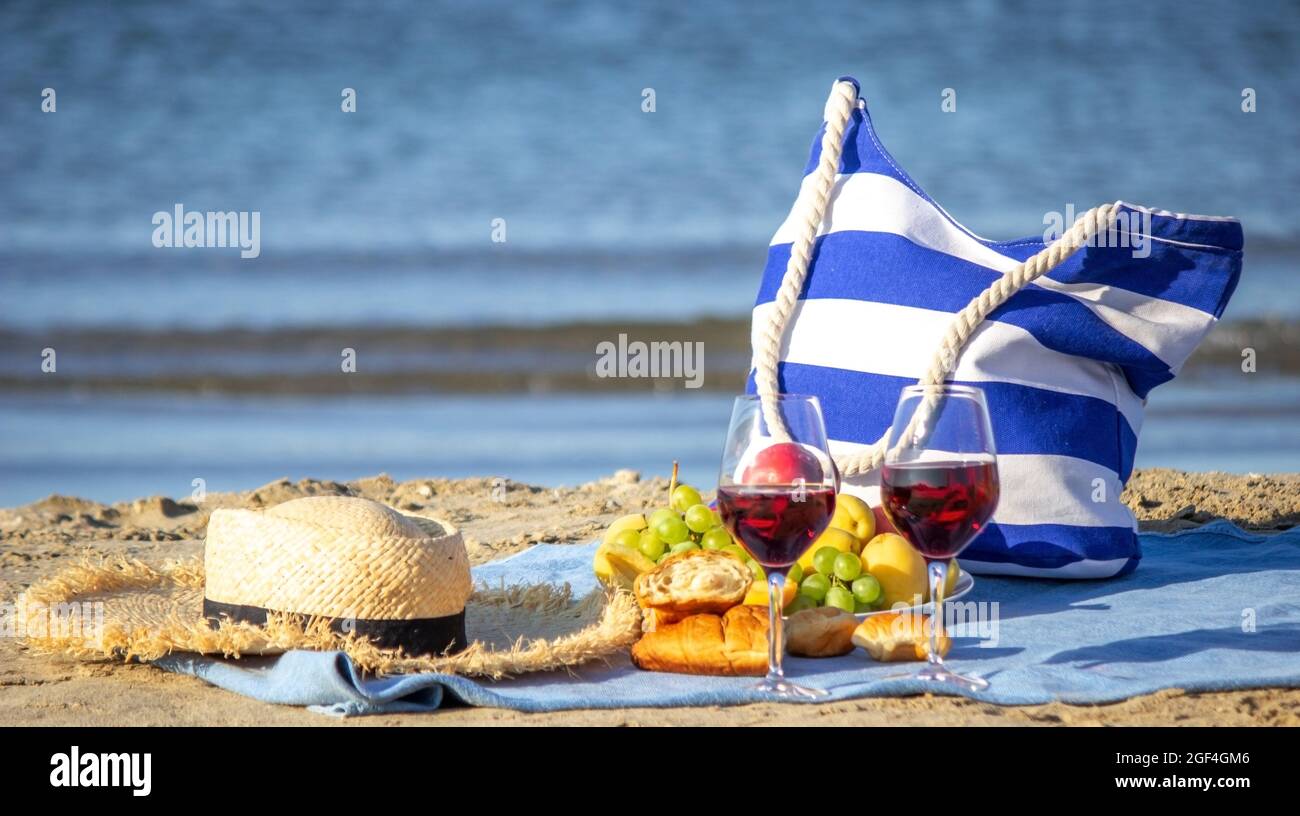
xmin=749 ymin=78 xmax=1244 ymax=579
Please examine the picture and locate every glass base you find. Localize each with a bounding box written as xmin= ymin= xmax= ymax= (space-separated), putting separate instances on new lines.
xmin=889 ymin=662 xmax=989 ymax=692
xmin=753 ymin=676 xmax=829 ymax=699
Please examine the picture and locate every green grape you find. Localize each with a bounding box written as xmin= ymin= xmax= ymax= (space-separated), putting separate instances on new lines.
xmin=700 ymin=527 xmax=732 ymax=550
xmin=612 ymin=529 xmax=642 ymax=550
xmin=746 ymin=560 xmax=766 ymax=581
xmin=656 ymin=515 xmax=690 ymax=545
xmin=670 ymin=484 xmax=704 ymax=514
xmin=854 ymin=600 xmax=873 ymax=614
xmin=812 ymin=546 xmax=841 ymax=576
xmin=851 ymin=574 xmax=882 ymax=605
xmin=785 ymin=595 xmax=817 ymax=615
xmin=684 ymin=504 xmax=716 ymax=533
xmin=787 ymin=563 xmax=804 ymax=585
xmin=799 ymin=573 xmax=830 ymax=603
xmin=825 ymin=585 xmax=856 ymax=613
xmin=721 ymin=543 xmax=749 ymax=562
xmin=833 ymin=552 xmax=863 ymax=582
xmin=638 ymin=531 xmax=666 ymax=561
xmin=647 ymin=508 xmax=677 ymax=531
xmin=669 ymin=541 xmax=700 ymax=556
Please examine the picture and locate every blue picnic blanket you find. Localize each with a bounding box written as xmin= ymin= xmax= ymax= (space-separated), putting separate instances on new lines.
xmin=155 ymin=521 xmax=1300 ymax=716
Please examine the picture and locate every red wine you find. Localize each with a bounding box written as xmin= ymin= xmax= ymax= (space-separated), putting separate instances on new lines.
xmin=716 ymin=485 xmax=835 ymax=569
xmin=880 ymin=461 xmax=999 ymax=560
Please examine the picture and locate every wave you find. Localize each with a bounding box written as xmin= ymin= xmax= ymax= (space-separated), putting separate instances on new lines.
xmin=1 ymin=317 xmax=1295 ymax=396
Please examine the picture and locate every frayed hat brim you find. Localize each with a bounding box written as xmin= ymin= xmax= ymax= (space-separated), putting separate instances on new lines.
xmin=18 ymin=556 xmax=641 ymax=679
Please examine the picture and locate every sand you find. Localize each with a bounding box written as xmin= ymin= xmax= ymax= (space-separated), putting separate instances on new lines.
xmin=3 ymin=468 xmax=1298 ymax=726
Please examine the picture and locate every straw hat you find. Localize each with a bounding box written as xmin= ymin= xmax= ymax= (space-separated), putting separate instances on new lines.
xmin=19 ymin=496 xmax=641 ymax=678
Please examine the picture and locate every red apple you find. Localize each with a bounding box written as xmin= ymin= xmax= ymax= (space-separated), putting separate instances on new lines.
xmin=742 ymin=442 xmax=824 ymax=485
xmin=872 ymin=503 xmax=898 ymax=536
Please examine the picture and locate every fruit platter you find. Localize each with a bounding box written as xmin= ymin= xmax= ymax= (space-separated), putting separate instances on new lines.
xmin=592 ymin=463 xmax=968 ymax=676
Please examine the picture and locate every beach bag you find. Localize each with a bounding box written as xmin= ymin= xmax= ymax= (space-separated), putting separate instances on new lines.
xmin=749 ymin=77 xmax=1244 ymax=579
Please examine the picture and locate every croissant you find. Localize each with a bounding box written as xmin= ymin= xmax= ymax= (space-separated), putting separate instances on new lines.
xmin=786 ymin=607 xmax=858 ymax=657
xmin=631 ymin=604 xmax=768 ymax=676
xmin=634 ymin=549 xmax=751 ymax=621
xmin=851 ymin=612 xmax=950 ymax=662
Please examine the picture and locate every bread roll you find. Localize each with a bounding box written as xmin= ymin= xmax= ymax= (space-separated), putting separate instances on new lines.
xmin=786 ymin=607 xmax=857 ymax=657
xmin=631 ymin=604 xmax=768 ymax=676
xmin=634 ymin=549 xmax=751 ymax=618
xmin=851 ymin=612 xmax=950 ymax=662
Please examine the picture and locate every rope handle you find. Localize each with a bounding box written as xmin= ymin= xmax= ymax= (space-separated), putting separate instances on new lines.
xmin=752 ymin=79 xmax=1123 ymax=477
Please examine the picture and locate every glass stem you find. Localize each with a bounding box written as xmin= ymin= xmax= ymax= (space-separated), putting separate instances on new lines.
xmin=766 ymin=571 xmax=785 ymax=681
xmin=928 ymin=560 xmax=947 ymax=667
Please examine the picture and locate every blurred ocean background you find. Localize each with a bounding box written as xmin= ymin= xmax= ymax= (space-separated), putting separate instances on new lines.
xmin=1 ymin=0 xmax=1298 ymax=505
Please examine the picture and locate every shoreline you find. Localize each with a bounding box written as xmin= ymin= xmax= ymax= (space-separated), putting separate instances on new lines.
xmin=2 ymin=468 xmax=1298 ymax=726
xmin=1 ymin=317 xmax=1298 ymax=396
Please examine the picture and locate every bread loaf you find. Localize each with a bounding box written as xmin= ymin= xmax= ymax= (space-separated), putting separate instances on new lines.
xmin=786 ymin=606 xmax=857 ymax=657
xmin=851 ymin=612 xmax=949 ymax=662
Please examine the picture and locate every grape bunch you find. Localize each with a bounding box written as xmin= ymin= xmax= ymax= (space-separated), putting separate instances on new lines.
xmin=612 ymin=483 xmax=765 ymax=577
xmin=788 ymin=544 xmax=886 ymax=615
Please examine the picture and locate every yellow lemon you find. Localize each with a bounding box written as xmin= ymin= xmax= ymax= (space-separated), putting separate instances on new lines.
xmin=743 ymin=578 xmax=797 ymax=610
xmin=593 ymin=540 xmax=656 ymax=590
xmin=862 ymin=533 xmax=927 ymax=609
xmin=593 ymin=546 xmax=616 ymax=584
xmin=921 ymin=558 xmax=961 ymax=601
xmin=797 ymin=526 xmax=860 ymax=571
xmin=942 ymin=558 xmax=961 ymax=598
xmin=829 ymin=493 xmax=875 ymax=542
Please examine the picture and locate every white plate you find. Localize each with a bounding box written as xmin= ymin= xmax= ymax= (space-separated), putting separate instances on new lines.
xmin=778 ymin=572 xmax=977 ymax=620
xmin=853 ymin=571 xmax=976 ymax=620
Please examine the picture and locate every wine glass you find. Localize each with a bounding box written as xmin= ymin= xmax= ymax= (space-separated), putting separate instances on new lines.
xmin=716 ymin=394 xmax=838 ymax=699
xmin=880 ymin=384 xmax=999 ymax=692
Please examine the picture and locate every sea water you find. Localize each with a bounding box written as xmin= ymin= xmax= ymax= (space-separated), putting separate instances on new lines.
xmin=2 ymin=1 xmax=1297 ymax=505
xmin=4 ymin=378 xmax=1300 ymax=508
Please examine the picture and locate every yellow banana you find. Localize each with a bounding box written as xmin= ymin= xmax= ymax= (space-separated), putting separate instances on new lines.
xmin=601 ymin=513 xmax=648 ymax=545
